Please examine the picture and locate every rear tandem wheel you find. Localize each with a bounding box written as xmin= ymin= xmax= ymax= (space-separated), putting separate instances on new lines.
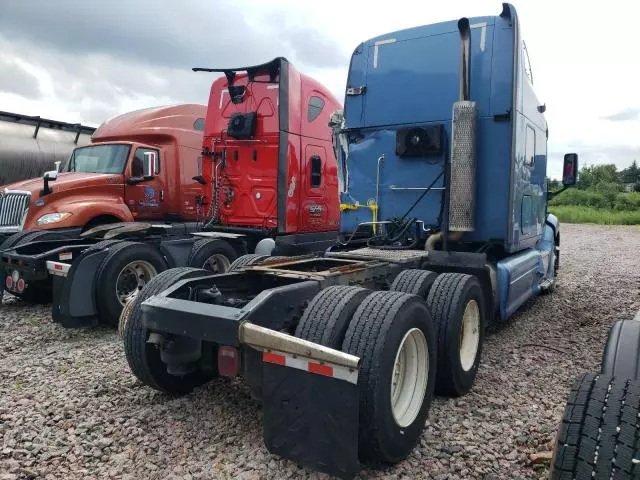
xmin=342 ymin=290 xmax=437 ymax=464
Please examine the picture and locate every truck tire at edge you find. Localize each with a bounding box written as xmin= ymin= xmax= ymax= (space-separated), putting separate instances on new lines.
xmin=122 ymin=267 xmax=216 ymax=394
xmin=551 ymin=372 xmax=640 ymax=479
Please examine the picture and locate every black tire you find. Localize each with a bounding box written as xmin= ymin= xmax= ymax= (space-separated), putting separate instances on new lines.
xmin=95 ymin=242 xmax=168 ymax=326
xmin=601 ymin=319 xmax=640 ymax=380
xmin=426 ymin=273 xmax=485 ymax=397
xmin=554 ymin=232 xmax=560 ymax=275
xmin=390 ymin=269 xmax=439 ymax=300
xmin=123 ymin=267 xmax=215 ymax=394
xmin=551 ymin=373 xmax=640 ymax=479
xmin=295 ymin=286 xmax=370 ymax=347
xmin=342 ymin=290 xmax=437 ymax=464
xmin=3 ymin=231 xmax=71 ymax=303
xmin=228 ymin=254 xmax=269 ymax=271
xmin=187 ymin=239 xmax=237 ymax=273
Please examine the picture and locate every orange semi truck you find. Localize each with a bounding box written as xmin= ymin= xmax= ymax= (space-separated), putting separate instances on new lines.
xmin=0 ymin=103 xmax=207 ymax=239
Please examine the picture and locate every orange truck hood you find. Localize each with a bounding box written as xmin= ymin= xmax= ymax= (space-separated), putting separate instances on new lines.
xmin=5 ymin=172 xmax=122 ymax=198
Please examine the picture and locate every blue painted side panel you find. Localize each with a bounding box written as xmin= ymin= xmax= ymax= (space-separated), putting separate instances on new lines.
xmin=497 ymin=249 xmax=540 ymax=320
xmin=505 ymin=7 xmax=549 ymax=253
xmin=496 ymin=218 xmax=556 ymax=320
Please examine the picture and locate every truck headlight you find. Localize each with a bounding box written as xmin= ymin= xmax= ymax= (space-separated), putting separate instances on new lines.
xmin=36 ymin=212 xmax=71 ymax=225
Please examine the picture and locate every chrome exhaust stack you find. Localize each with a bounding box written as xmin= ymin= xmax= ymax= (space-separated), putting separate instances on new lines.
xmin=448 ymin=18 xmax=477 ymax=233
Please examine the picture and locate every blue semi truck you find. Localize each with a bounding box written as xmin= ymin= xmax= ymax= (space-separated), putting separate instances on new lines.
xmin=119 ymin=3 xmax=578 ymax=477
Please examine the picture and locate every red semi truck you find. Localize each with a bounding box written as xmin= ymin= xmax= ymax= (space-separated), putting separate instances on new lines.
xmin=1 ymin=58 xmax=343 ymax=328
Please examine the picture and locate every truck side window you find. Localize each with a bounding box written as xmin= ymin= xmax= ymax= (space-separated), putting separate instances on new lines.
xmin=134 ymin=147 xmax=160 ymax=175
xmin=193 ymin=118 xmax=205 ymax=131
xmin=525 ymin=126 xmax=535 ymax=167
xmin=310 ymin=155 xmax=322 ymax=187
xmin=308 ymin=96 xmax=325 ymax=122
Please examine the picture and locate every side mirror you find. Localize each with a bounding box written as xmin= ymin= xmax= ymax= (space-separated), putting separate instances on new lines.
xmin=40 ymin=169 xmax=58 ymax=196
xmin=143 ymin=151 xmax=157 ymax=179
xmin=562 ymin=153 xmax=579 ymax=186
xmin=43 ymin=170 xmax=58 ymax=181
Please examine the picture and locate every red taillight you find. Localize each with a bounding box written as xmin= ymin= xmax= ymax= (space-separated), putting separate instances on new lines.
xmin=18 ymin=260 xmax=24 ymax=268
xmin=5 ymin=276 xmax=12 ymax=289
xmin=217 ymin=346 xmax=240 ymax=377
xmin=54 ymin=264 xmax=63 ymax=271
xmin=16 ymin=279 xmax=25 ymax=293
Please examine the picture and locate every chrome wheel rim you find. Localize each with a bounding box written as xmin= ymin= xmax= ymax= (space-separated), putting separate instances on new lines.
xmin=115 ymin=260 xmax=157 ymax=306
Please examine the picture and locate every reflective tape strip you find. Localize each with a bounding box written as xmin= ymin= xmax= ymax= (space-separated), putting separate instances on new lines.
xmin=262 ymin=350 xmax=358 ymax=384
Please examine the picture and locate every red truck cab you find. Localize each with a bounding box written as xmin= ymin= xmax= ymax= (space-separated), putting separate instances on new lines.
xmin=0 ymin=104 xmax=206 ymax=237
xmin=198 ymin=57 xmax=341 ymax=251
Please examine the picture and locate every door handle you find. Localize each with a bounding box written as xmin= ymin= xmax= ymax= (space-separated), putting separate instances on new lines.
xmin=160 ymin=190 xmax=164 ymax=201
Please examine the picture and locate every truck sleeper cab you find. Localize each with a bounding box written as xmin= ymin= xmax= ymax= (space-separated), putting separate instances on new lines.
xmin=119 ymin=4 xmax=579 ymax=478
xmin=196 ymin=56 xmax=342 ymax=255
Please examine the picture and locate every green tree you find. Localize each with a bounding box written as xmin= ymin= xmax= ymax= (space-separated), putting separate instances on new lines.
xmin=547 ymin=177 xmax=561 ymax=191
xmin=620 ymin=160 xmax=639 ymax=184
xmin=577 ymin=164 xmax=619 ymax=190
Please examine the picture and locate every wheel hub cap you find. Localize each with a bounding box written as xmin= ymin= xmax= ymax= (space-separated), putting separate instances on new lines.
xmin=390 ymin=327 xmax=429 ymax=427
xmin=460 ymin=299 xmax=480 ymax=372
xmin=116 ymin=261 xmax=157 ymax=306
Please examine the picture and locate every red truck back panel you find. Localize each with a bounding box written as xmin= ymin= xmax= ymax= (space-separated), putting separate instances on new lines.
xmin=202 ymin=58 xmax=341 ymax=234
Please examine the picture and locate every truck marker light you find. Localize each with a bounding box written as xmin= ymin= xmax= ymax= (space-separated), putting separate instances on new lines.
xmin=16 ymin=278 xmax=25 ymax=292
xmin=217 ymin=346 xmax=240 ymax=377
xmin=5 ymin=276 xmax=12 ymax=289
xmin=262 ymin=350 xmax=358 ymax=384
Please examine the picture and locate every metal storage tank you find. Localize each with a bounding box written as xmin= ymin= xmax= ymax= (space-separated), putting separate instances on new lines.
xmin=0 ymin=111 xmax=96 ymax=186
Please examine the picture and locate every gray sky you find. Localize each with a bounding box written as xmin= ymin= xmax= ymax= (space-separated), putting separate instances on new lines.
xmin=1 ymin=0 xmax=638 ymax=179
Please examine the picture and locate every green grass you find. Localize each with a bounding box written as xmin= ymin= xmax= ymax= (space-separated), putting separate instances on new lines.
xmin=549 ymin=206 xmax=640 ymax=225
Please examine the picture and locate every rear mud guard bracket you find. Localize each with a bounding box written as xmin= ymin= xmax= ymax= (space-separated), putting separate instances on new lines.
xmin=262 ymin=362 xmax=360 ymax=479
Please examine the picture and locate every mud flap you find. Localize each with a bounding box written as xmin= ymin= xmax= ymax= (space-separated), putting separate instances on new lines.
xmin=262 ymin=361 xmax=360 ymax=479
xmin=51 ymin=249 xmax=108 ymax=328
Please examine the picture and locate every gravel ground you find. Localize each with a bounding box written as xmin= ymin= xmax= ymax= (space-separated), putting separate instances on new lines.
xmin=1 ymin=224 xmax=639 ymax=480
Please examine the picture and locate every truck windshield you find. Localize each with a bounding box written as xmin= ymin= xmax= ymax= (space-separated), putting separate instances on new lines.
xmin=65 ymin=144 xmax=131 ymax=174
